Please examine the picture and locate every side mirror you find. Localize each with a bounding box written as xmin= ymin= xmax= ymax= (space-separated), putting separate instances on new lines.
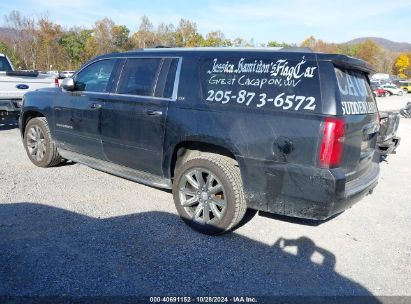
xmin=61 ymin=78 xmax=75 ymax=90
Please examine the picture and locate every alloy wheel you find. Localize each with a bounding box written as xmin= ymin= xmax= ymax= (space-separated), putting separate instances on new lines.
xmin=26 ymin=125 xmax=47 ymax=162
xmin=178 ymin=168 xmax=227 ymax=224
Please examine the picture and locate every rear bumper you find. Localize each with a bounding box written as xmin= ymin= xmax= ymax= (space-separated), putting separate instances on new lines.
xmin=0 ymin=100 xmax=20 ymax=122
xmin=239 ymin=157 xmax=379 ymax=220
xmin=0 ymin=109 xmax=19 ymax=121
xmin=330 ymin=163 xmax=379 ymax=217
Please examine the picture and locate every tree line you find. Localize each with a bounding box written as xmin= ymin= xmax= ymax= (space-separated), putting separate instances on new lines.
xmin=0 ymin=10 xmax=410 ymax=78
xmin=300 ymin=36 xmax=411 ymax=78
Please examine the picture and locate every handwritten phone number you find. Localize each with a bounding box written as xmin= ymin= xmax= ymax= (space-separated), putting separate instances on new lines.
xmin=149 ymin=297 xmax=232 ymax=303
xmin=206 ymin=89 xmax=316 ymax=111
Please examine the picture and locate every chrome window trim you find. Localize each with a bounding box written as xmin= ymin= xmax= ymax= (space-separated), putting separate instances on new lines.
xmin=109 ymin=93 xmax=173 ymax=102
xmin=172 ymin=57 xmax=182 ymax=101
xmin=72 ymin=91 xmax=108 ymax=96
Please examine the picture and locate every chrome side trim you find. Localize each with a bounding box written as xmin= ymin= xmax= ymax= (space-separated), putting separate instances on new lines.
xmin=108 ymin=93 xmax=172 ymax=102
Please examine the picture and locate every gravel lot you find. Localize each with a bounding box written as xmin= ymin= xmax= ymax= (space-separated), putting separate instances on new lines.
xmin=0 ymin=95 xmax=410 ymax=297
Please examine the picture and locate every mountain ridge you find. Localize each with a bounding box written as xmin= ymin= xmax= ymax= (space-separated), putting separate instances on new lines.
xmin=345 ymin=37 xmax=411 ymax=52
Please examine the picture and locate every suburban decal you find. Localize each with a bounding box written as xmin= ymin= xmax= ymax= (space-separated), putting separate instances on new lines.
xmin=335 ymin=68 xmax=377 ymax=115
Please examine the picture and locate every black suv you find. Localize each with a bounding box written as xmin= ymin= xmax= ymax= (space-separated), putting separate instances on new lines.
xmin=20 ymin=48 xmax=380 ymax=234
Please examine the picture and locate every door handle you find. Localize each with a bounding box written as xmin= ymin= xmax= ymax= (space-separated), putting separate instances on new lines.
xmin=89 ymin=103 xmax=102 ymax=109
xmin=144 ymin=110 xmax=163 ymax=116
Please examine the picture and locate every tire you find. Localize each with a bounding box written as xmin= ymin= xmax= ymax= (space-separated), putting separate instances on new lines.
xmin=173 ymin=154 xmax=247 ymax=235
xmin=398 ymin=91 xmax=403 ymax=96
xmin=384 ymin=92 xmax=390 ymax=97
xmin=24 ymin=117 xmax=62 ymax=167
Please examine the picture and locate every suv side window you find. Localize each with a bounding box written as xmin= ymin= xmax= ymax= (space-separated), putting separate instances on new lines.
xmin=117 ymin=58 xmax=179 ymax=98
xmin=158 ymin=58 xmax=179 ymax=99
xmin=118 ymin=58 xmax=162 ymax=96
xmin=74 ymin=59 xmax=116 ymax=92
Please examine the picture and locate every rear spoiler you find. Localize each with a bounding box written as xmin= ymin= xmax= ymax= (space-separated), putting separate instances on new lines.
xmin=317 ymin=54 xmax=375 ymax=74
xmin=6 ymin=70 xmax=40 ymax=77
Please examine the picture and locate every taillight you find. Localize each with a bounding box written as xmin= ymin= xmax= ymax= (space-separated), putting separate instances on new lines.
xmin=54 ymin=78 xmax=59 ymax=87
xmin=319 ymin=117 xmax=345 ymax=168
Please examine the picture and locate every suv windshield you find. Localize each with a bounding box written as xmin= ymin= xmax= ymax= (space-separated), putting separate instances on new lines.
xmin=0 ymin=56 xmax=12 ymax=71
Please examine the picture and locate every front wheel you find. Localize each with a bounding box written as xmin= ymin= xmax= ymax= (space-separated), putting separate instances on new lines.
xmin=173 ymin=155 xmax=247 ymax=235
xmin=24 ymin=117 xmax=62 ymax=167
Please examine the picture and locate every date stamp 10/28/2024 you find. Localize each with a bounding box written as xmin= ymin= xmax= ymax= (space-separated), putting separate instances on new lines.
xmin=149 ymin=296 xmax=258 ymax=303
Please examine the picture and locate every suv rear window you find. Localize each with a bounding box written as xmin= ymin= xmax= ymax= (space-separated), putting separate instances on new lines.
xmin=335 ymin=68 xmax=377 ymax=115
xmin=200 ymin=56 xmax=321 ymax=113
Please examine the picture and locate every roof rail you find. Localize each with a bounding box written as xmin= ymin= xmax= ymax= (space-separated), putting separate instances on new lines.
xmin=155 ymin=45 xmax=171 ymax=48
xmin=125 ymin=48 xmax=144 ymax=52
xmin=280 ymin=47 xmax=313 ymax=53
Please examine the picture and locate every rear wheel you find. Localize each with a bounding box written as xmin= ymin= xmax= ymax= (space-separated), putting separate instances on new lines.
xmin=384 ymin=91 xmax=390 ymax=97
xmin=173 ymin=154 xmax=247 ymax=235
xmin=398 ymin=90 xmax=404 ymax=96
xmin=24 ymin=117 xmax=62 ymax=167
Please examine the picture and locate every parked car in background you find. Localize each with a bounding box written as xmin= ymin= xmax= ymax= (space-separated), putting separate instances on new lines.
xmin=371 ymin=84 xmax=389 ymax=97
xmin=400 ymin=102 xmax=411 ymax=118
xmin=371 ymin=73 xmax=389 ymax=83
xmin=0 ymin=54 xmax=57 ymax=122
xmin=57 ymin=71 xmax=76 ymax=86
xmin=59 ymin=71 xmax=75 ymax=78
xmin=399 ymin=81 xmax=411 ymax=93
xmin=377 ymin=111 xmax=401 ymax=160
xmin=47 ymin=71 xmax=59 ymax=77
xmin=380 ymin=84 xmax=405 ymax=96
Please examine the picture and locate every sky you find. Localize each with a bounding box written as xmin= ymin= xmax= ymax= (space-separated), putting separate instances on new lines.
xmin=1 ymin=0 xmax=410 ymax=44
